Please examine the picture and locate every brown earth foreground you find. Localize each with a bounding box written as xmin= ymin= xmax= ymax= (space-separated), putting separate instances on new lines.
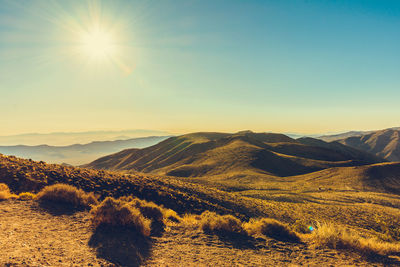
xmin=1 ymin=200 xmax=399 ymax=266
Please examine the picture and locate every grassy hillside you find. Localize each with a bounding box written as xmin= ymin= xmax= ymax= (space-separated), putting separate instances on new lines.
xmin=288 ymin=162 xmax=400 ymax=194
xmin=86 ymin=131 xmax=383 ymax=178
xmin=0 ymin=153 xmax=265 ymax=219
xmin=337 ymin=129 xmax=400 ymax=162
xmin=318 ymin=128 xmax=400 ymax=162
xmin=2 ymin=153 xmax=400 ymax=243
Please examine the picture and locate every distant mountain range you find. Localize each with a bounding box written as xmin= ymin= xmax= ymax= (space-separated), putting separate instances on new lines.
xmin=3 ymin=127 xmax=399 ymax=170
xmin=0 ymin=136 xmax=171 ymax=165
xmin=85 ymin=131 xmax=383 ymax=178
xmin=0 ymin=129 xmax=172 ymax=146
xmin=318 ymin=127 xmax=400 ymax=162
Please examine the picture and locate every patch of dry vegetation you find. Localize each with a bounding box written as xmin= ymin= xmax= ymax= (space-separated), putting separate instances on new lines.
xmin=121 ymin=196 xmax=163 ymax=222
xmin=91 ymin=197 xmax=151 ymax=236
xmin=199 ymin=211 xmax=245 ymax=234
xmin=0 ymin=154 xmax=254 ymax=218
xmin=188 ymin=212 xmax=301 ymax=243
xmin=36 ymin=184 xmax=98 ymax=209
xmin=119 ymin=196 xmax=180 ymax=222
xmin=17 ymin=192 xmax=36 ymax=201
xmin=0 ymin=183 xmax=16 ymax=200
xmin=243 ymin=218 xmax=300 ymax=243
xmin=162 ymin=208 xmax=181 ymax=223
xmin=120 ymin=196 xmax=168 ymax=235
xmin=309 ymin=222 xmax=400 ymax=257
xmin=181 ymin=213 xmax=202 ymax=226
xmin=2 ymin=152 xmax=400 ymax=258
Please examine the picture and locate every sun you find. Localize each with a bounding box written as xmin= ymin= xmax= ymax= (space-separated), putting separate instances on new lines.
xmin=78 ymin=26 xmax=117 ymax=61
xmin=60 ymin=1 xmax=133 ymax=73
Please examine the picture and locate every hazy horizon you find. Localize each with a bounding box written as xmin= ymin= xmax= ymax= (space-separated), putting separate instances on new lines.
xmin=1 ymin=126 xmax=399 ymax=147
xmin=1 ymin=0 xmax=400 ymax=135
xmin=0 ymin=129 xmax=172 ymax=146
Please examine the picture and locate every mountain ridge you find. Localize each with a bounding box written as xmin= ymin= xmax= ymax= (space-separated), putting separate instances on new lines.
xmin=323 ymin=128 xmax=400 ymax=162
xmin=86 ymin=131 xmax=384 ymax=178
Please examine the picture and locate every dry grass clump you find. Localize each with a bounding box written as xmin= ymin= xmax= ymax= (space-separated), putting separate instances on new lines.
xmin=199 ymin=211 xmax=245 ymax=234
xmin=120 ymin=195 xmax=181 ymax=223
xmin=91 ymin=197 xmax=151 ymax=236
xmin=0 ymin=183 xmax=17 ymax=200
xmin=181 ymin=214 xmax=202 ymax=226
xmin=310 ymin=222 xmax=400 ymax=256
xmin=125 ymin=197 xmax=165 ymax=234
xmin=36 ymin=184 xmax=98 ymax=209
xmin=243 ymin=218 xmax=300 ymax=243
xmin=127 ymin=198 xmax=164 ymax=223
xmin=18 ymin=192 xmax=36 ymax=201
xmin=292 ymin=219 xmax=312 ymax=234
xmin=162 ymin=208 xmax=181 ymax=223
xmin=0 ymin=183 xmax=9 ymax=191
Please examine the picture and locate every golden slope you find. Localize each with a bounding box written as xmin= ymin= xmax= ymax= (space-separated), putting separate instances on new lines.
xmin=291 ymin=162 xmax=400 ymax=194
xmin=86 ymin=131 xmax=384 ymax=178
xmin=337 ymin=129 xmax=400 ymax=161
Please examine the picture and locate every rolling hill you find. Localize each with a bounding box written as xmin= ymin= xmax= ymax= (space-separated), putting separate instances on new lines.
xmin=0 ymin=152 xmax=257 ymax=218
xmin=327 ymin=128 xmax=400 ymax=162
xmin=0 ymin=136 xmax=171 ymax=165
xmin=86 ymin=131 xmax=384 ymax=178
xmin=289 ymin=162 xmax=400 ymax=194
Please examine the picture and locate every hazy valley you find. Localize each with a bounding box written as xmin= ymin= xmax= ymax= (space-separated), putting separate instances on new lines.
xmin=0 ymin=136 xmax=170 ymax=165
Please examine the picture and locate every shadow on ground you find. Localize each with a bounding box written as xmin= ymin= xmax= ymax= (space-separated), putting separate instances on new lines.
xmin=89 ymin=225 xmax=152 ymax=267
xmin=36 ymin=201 xmax=84 ymax=216
xmin=363 ymin=253 xmax=400 ymax=266
xmin=204 ymin=230 xmax=264 ymax=250
xmin=150 ymin=221 xmax=165 ymax=237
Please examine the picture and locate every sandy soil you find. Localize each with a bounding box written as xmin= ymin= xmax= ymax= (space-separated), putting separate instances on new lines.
xmin=0 ymin=200 xmax=398 ymax=267
xmin=0 ymin=200 xmax=110 ymax=266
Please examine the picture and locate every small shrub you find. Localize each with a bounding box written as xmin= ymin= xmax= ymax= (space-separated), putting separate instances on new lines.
xmin=292 ymin=219 xmax=312 ymax=234
xmin=125 ymin=197 xmax=166 ymax=235
xmin=0 ymin=183 xmax=8 ymax=191
xmin=91 ymin=197 xmax=151 ymax=236
xmin=243 ymin=218 xmax=300 ymax=243
xmin=181 ymin=214 xmax=202 ymax=226
xmin=18 ymin=192 xmax=36 ymax=201
xmin=128 ymin=198 xmax=164 ymax=223
xmin=36 ymin=184 xmax=98 ymax=209
xmin=310 ymin=222 xmax=400 ymax=256
xmin=162 ymin=208 xmax=181 ymax=223
xmin=0 ymin=183 xmax=17 ymax=200
xmin=119 ymin=195 xmax=181 ymax=222
xmin=199 ymin=211 xmax=245 ymax=234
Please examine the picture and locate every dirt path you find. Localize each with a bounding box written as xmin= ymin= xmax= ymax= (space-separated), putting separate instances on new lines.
xmin=0 ymin=200 xmax=398 ymax=266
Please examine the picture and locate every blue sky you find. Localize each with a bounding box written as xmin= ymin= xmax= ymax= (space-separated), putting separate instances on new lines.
xmin=0 ymin=0 xmax=399 ymax=135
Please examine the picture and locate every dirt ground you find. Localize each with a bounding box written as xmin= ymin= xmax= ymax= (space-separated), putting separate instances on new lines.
xmin=0 ymin=200 xmax=398 ymax=266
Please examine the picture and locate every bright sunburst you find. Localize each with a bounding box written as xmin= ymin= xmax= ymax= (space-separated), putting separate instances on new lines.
xmin=79 ymin=27 xmax=116 ymax=61
xmin=58 ymin=1 xmax=133 ymax=73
